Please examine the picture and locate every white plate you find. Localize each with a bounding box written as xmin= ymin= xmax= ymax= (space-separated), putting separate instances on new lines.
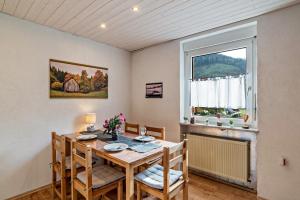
xmin=104 ymin=143 xmax=128 ymax=152
xmin=76 ymin=134 xmax=97 ymax=141
xmin=134 ymin=136 xmax=155 ymax=142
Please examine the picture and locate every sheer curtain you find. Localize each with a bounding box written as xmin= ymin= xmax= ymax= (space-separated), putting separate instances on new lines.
xmin=190 ymin=75 xmax=246 ymax=109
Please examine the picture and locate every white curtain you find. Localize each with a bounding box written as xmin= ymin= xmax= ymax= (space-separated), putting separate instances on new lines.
xmin=191 ymin=76 xmax=246 ymax=109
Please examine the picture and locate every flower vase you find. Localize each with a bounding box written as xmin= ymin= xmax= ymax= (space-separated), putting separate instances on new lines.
xmin=111 ymin=130 xmax=118 ymax=141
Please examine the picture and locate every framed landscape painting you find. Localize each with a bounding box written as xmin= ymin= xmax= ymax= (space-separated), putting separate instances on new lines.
xmin=146 ymin=82 xmax=163 ymax=98
xmin=49 ymin=59 xmax=108 ymax=98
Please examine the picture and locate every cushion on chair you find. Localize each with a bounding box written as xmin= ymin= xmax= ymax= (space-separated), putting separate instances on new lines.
xmin=77 ymin=165 xmax=125 ymax=189
xmin=135 ymin=164 xmax=183 ymax=190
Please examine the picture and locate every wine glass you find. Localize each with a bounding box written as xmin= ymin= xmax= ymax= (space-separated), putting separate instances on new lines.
xmin=140 ymin=127 xmax=146 ymax=137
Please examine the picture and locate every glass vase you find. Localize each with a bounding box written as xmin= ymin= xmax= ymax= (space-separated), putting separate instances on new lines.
xmin=111 ymin=130 xmax=118 ymax=141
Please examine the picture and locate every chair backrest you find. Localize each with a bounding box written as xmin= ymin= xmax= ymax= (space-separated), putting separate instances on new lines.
xmin=145 ymin=126 xmax=165 ymax=140
xmin=71 ymin=141 xmax=93 ymax=198
xmin=51 ymin=132 xmax=66 ymax=171
xmin=162 ymin=139 xmax=188 ymax=195
xmin=125 ymin=122 xmax=139 ymax=135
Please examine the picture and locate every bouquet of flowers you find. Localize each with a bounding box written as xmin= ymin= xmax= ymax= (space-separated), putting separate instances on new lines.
xmin=103 ymin=113 xmax=126 ymax=139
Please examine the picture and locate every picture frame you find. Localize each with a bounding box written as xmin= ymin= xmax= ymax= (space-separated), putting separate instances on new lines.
xmin=49 ymin=59 xmax=108 ymax=98
xmin=145 ymin=82 xmax=163 ymax=98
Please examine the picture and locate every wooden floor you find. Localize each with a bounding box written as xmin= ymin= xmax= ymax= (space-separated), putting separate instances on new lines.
xmin=14 ymin=173 xmax=259 ymax=200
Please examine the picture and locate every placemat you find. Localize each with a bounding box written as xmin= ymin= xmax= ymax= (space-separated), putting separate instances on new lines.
xmin=129 ymin=142 xmax=162 ymax=153
xmin=99 ymin=134 xmax=162 ymax=153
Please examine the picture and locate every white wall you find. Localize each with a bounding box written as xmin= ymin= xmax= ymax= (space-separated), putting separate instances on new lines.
xmin=131 ymin=41 xmax=181 ymax=142
xmin=1 ymin=3 xmax=300 ymax=199
xmin=131 ymin=4 xmax=300 ymax=200
xmin=257 ymin=4 xmax=300 ymax=200
xmin=0 ymin=13 xmax=131 ymax=199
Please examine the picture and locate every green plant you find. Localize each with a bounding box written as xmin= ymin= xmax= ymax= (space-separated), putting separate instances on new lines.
xmin=103 ymin=113 xmax=126 ymax=136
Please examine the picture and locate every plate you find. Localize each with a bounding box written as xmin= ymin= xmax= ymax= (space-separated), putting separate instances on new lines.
xmin=76 ymin=134 xmax=97 ymax=141
xmin=134 ymin=136 xmax=155 ymax=142
xmin=104 ymin=143 xmax=128 ymax=152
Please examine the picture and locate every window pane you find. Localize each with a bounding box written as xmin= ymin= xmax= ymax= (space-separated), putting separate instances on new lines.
xmin=192 ymin=48 xmax=246 ymax=80
xmin=191 ymin=48 xmax=247 ymax=118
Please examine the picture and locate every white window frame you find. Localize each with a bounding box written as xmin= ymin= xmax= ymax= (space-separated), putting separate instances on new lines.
xmin=184 ymin=38 xmax=257 ymax=126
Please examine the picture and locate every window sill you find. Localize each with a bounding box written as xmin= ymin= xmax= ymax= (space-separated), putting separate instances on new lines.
xmin=180 ymin=122 xmax=259 ymax=134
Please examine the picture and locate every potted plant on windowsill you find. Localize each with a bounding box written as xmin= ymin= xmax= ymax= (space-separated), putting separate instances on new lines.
xmin=242 ymin=114 xmax=250 ymax=129
xmin=183 ymin=117 xmax=189 ymax=123
xmin=229 ymin=119 xmax=234 ymax=127
xmin=103 ymin=113 xmax=126 ymax=141
xmin=216 ymin=113 xmax=222 ymax=126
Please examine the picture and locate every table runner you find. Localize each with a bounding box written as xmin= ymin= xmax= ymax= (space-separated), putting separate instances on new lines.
xmin=98 ymin=134 xmax=162 ymax=153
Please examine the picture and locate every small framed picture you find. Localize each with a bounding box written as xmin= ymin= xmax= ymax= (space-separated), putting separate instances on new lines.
xmin=146 ymin=82 xmax=163 ymax=98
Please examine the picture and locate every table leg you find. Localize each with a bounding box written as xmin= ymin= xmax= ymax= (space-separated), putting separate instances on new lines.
xmin=126 ymin=165 xmax=135 ymax=200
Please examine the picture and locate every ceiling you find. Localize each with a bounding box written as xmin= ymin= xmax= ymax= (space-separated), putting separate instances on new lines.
xmin=0 ymin=0 xmax=297 ymax=51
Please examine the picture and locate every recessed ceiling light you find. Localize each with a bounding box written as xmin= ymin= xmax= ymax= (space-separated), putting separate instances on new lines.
xmin=132 ymin=6 xmax=139 ymax=12
xmin=100 ymin=23 xmax=106 ymax=29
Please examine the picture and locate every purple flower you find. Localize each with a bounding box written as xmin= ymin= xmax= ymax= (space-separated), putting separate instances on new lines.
xmin=103 ymin=113 xmax=126 ymax=134
xmin=119 ymin=113 xmax=126 ymax=123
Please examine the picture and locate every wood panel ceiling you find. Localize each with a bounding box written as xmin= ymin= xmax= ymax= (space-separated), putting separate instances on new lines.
xmin=0 ymin=0 xmax=297 ymax=51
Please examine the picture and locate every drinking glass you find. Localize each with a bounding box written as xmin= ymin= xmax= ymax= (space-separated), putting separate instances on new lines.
xmin=140 ymin=127 xmax=146 ymax=137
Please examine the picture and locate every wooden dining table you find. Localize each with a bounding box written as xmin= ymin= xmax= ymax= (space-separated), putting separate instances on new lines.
xmin=64 ymin=132 xmax=178 ymax=200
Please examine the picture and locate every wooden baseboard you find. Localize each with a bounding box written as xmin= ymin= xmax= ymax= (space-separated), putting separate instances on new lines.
xmin=6 ymin=184 xmax=51 ymax=200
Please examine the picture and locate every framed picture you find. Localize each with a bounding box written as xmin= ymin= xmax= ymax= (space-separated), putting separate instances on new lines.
xmin=146 ymin=82 xmax=163 ymax=98
xmin=49 ymin=59 xmax=108 ymax=98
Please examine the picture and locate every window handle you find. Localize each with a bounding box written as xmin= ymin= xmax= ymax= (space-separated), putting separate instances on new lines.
xmin=247 ymin=86 xmax=252 ymax=96
xmin=254 ymin=93 xmax=257 ymax=121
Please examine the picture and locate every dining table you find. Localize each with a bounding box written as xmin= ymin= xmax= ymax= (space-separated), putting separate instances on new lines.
xmin=64 ymin=132 xmax=178 ymax=200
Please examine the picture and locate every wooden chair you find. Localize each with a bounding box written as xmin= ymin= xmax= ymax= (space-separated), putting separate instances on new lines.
xmin=51 ymin=132 xmax=68 ymax=200
xmin=135 ymin=139 xmax=188 ymax=200
xmin=51 ymin=132 xmax=87 ymax=200
xmin=145 ymin=126 xmax=166 ymax=140
xmin=141 ymin=126 xmax=166 ymax=168
xmin=71 ymin=141 xmax=125 ymax=200
xmin=125 ymin=122 xmax=140 ymax=135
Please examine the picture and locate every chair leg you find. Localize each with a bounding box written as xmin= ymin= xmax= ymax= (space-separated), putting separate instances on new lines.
xmin=71 ymin=186 xmax=77 ymax=200
xmin=163 ymin=196 xmax=170 ymax=200
xmin=52 ymin=171 xmax=56 ymax=200
xmin=87 ymin=188 xmax=93 ymax=200
xmin=52 ymin=185 xmax=55 ymax=200
xmin=136 ymin=182 xmax=141 ymax=200
xmin=61 ymin=177 xmax=66 ymax=200
xmin=117 ymin=180 xmax=123 ymax=200
xmin=183 ymin=182 xmax=188 ymax=200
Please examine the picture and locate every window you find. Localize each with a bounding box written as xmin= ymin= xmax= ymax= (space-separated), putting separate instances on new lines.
xmin=191 ymin=48 xmax=247 ymax=118
xmin=184 ymin=37 xmax=257 ymax=124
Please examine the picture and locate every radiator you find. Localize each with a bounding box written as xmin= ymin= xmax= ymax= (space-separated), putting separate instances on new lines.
xmin=187 ymin=133 xmax=250 ymax=183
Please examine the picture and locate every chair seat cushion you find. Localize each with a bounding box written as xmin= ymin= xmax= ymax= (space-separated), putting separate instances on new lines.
xmin=77 ymin=165 xmax=125 ymax=189
xmin=135 ymin=164 xmax=183 ymax=190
